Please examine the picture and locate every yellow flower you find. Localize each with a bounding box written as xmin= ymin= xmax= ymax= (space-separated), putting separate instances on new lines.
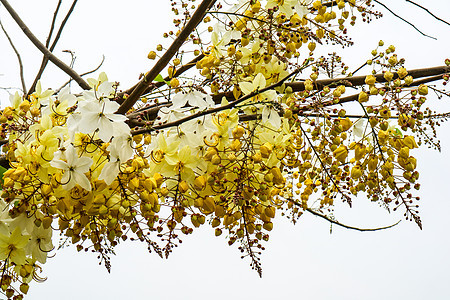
xmin=0 ymin=227 xmax=30 ymax=265
xmin=333 ymin=145 xmax=348 ymax=163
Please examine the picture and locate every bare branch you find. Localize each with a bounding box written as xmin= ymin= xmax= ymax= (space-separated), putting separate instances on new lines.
xmin=45 ymin=0 xmax=62 ymax=48
xmin=28 ymin=0 xmax=79 ymax=95
xmin=117 ymin=0 xmax=217 ymax=114
xmin=304 ymin=206 xmax=402 ymax=232
xmin=405 ymin=0 xmax=450 ymax=27
xmin=373 ymin=0 xmax=436 ymax=40
xmin=55 ymin=55 xmax=105 ymax=93
xmin=0 ymin=18 xmax=26 ymax=92
xmin=0 ymin=0 xmax=90 ymax=90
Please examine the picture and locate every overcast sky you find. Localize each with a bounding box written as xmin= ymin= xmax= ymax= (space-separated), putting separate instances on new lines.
xmin=1 ymin=1 xmax=450 ymax=299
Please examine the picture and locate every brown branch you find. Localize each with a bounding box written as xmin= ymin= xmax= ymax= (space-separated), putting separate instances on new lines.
xmin=304 ymin=207 xmax=402 ymax=232
xmin=0 ymin=18 xmax=26 ymax=92
xmin=126 ymin=65 xmax=450 ymax=128
xmin=131 ymin=68 xmax=301 ymax=135
xmin=0 ymin=0 xmax=90 ymax=90
xmin=28 ymin=0 xmax=79 ymax=95
xmin=116 ymin=0 xmax=217 ymax=114
xmin=45 ymin=0 xmax=62 ymax=48
xmin=211 ymin=66 xmax=450 ymax=103
xmin=117 ymin=53 xmax=205 ymax=104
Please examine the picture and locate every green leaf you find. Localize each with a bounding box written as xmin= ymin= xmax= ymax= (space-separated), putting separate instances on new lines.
xmin=154 ymin=74 xmax=169 ymax=84
xmin=0 ymin=165 xmax=6 ymax=187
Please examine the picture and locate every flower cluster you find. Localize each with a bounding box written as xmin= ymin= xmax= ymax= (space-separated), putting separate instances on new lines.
xmin=0 ymin=0 xmax=444 ymax=298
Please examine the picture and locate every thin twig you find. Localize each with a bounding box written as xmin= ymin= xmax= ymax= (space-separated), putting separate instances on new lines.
xmin=131 ymin=67 xmax=301 ymax=135
xmin=304 ymin=207 xmax=402 ymax=232
xmin=45 ymin=0 xmax=62 ymax=48
xmin=55 ymin=55 xmax=105 ymax=93
xmin=117 ymin=0 xmax=217 ymax=114
xmin=0 ymin=18 xmax=26 ymax=92
xmin=405 ymin=0 xmax=450 ymax=27
xmin=28 ymin=0 xmax=79 ymax=95
xmin=373 ymin=0 xmax=436 ymax=40
xmin=0 ymin=0 xmax=90 ymax=90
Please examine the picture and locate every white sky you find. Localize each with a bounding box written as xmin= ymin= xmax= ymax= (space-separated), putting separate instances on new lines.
xmin=1 ymin=1 xmax=450 ymax=299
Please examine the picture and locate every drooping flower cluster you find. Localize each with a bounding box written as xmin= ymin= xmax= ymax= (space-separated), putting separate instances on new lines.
xmin=0 ymin=0 xmax=447 ymax=298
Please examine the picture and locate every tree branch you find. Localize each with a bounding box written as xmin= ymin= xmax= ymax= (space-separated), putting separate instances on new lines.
xmin=0 ymin=0 xmax=90 ymax=90
xmin=304 ymin=207 xmax=402 ymax=232
xmin=373 ymin=0 xmax=436 ymax=40
xmin=117 ymin=53 xmax=205 ymax=104
xmin=405 ymin=0 xmax=450 ymax=27
xmin=126 ymin=65 xmax=450 ymax=128
xmin=45 ymin=0 xmax=62 ymax=48
xmin=130 ymin=67 xmax=301 ymax=135
xmin=0 ymin=18 xmax=26 ymax=92
xmin=116 ymin=0 xmax=217 ymax=114
xmin=55 ymin=55 xmax=105 ymax=93
xmin=210 ymin=66 xmax=450 ymax=103
xmin=27 ymin=0 xmax=79 ymax=95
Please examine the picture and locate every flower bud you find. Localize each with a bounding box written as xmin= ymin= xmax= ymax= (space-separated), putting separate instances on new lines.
xmin=365 ymin=75 xmax=376 ymax=86
xmin=384 ymin=71 xmax=394 ymax=81
xmin=358 ymin=91 xmax=369 ymax=103
xmin=418 ymin=84 xmax=428 ymax=95
xmin=404 ymin=75 xmax=413 ymax=86
xmin=147 ymin=51 xmax=156 ymax=59
xmin=397 ymin=67 xmax=408 ymax=79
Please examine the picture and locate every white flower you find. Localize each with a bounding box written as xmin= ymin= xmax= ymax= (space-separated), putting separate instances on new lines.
xmin=172 ymin=91 xmax=214 ymax=110
xmin=71 ymin=98 xmax=128 ymax=142
xmin=157 ymin=105 xmax=190 ymax=124
xmin=99 ymin=159 xmax=120 ymax=185
xmin=262 ymin=105 xmax=282 ymax=128
xmin=50 ymin=145 xmax=93 ymax=191
xmin=239 ymin=73 xmax=267 ymax=95
xmin=353 ymin=118 xmax=367 ymax=138
xmin=99 ymin=135 xmax=134 ymax=185
xmin=42 ymin=86 xmax=77 ymax=117
xmin=31 ymin=81 xmax=53 ymax=105
xmin=82 ymin=81 xmax=115 ymax=102
xmin=9 ymin=92 xmax=22 ymax=109
xmin=266 ymin=0 xmax=310 ymax=18
xmin=25 ymin=226 xmax=53 ymax=264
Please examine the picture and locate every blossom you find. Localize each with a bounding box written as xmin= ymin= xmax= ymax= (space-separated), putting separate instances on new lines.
xmin=162 ymin=145 xmax=198 ymax=181
xmin=50 ymin=144 xmax=93 ymax=191
xmin=266 ymin=0 xmax=309 ymax=18
xmin=25 ymin=227 xmax=53 ymax=264
xmin=70 ymin=98 xmax=128 ymax=142
xmin=171 ymin=90 xmax=214 ymax=110
xmin=262 ymin=105 xmax=281 ymax=128
xmin=42 ymin=86 xmax=77 ymax=117
xmin=0 ymin=227 xmax=30 ymax=265
xmin=30 ymin=81 xmax=53 ymax=105
xmin=99 ymin=135 xmax=134 ymax=184
xmin=239 ymin=73 xmax=267 ymax=95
